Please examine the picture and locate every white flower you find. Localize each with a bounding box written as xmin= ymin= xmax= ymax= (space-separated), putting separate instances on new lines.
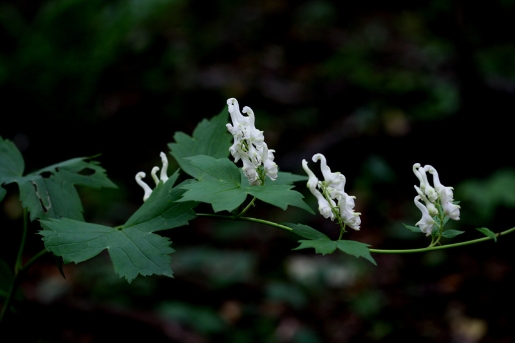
xmin=227 ymin=98 xmax=278 ymax=185
xmin=302 ymin=159 xmax=335 ymax=220
xmin=414 ymin=195 xmax=436 ymax=236
xmin=425 ymin=165 xmax=460 ymax=220
xmin=302 ymin=154 xmax=361 ymax=230
xmin=135 ymin=152 xmax=169 ymax=202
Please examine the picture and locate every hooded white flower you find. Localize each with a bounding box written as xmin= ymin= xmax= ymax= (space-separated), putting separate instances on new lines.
xmin=425 ymin=165 xmax=460 ymax=220
xmin=414 ymin=195 xmax=436 ymax=236
xmin=135 ymin=152 xmax=169 ymax=202
xmin=227 ymin=98 xmax=278 ymax=185
xmin=302 ymin=159 xmax=335 ymax=220
xmin=302 ymin=154 xmax=361 ymax=230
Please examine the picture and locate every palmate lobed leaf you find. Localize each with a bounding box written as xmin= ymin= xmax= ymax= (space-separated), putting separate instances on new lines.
xmin=40 ymin=219 xmax=175 ymax=283
xmin=287 ymin=223 xmax=376 ymax=265
xmin=0 ymin=135 xmax=117 ymax=221
xmin=178 ymin=155 xmax=314 ymax=214
xmin=40 ymin=176 xmax=198 ymax=282
xmin=168 ymin=109 xmax=232 ymax=180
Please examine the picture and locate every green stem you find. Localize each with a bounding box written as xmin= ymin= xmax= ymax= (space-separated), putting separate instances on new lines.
xmin=236 ymin=197 xmax=257 ymax=218
xmin=197 ymin=213 xmax=293 ymax=232
xmin=0 ymin=210 xmax=48 ymax=325
xmin=0 ymin=248 xmax=48 ymax=325
xmin=370 ymin=226 xmax=515 ymax=254
xmin=14 ymin=209 xmax=28 ymax=274
xmin=338 ymin=222 xmax=346 ymax=240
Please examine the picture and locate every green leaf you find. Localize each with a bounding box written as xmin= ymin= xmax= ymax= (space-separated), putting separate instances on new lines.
xmin=40 ymin=178 xmax=198 ymax=282
xmin=247 ymin=185 xmax=314 ymax=214
xmin=272 ymin=172 xmax=308 ymax=185
xmin=335 ymin=240 xmax=377 ymax=266
xmin=0 ymin=136 xmax=25 ymax=201
xmin=40 ymin=219 xmax=174 ymax=283
xmin=0 ymin=147 xmax=117 ymax=221
xmin=168 ymin=110 xmax=232 ymax=179
xmin=293 ymin=232 xmax=377 ymax=265
xmin=403 ymin=223 xmax=421 ymax=233
xmin=178 ymin=156 xmax=246 ymax=212
xmin=284 ymin=223 xmax=330 ymax=240
xmin=178 ymin=155 xmax=313 ymax=214
xmin=441 ymin=230 xmax=465 ymax=238
xmin=0 ymin=136 xmax=24 ymax=179
xmin=476 ymin=227 xmax=497 ymax=242
xmin=294 ymin=239 xmax=337 ymax=255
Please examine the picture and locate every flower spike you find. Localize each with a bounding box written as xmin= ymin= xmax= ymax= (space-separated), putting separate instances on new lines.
xmin=303 ymin=154 xmax=361 ymax=231
xmin=412 ymin=163 xmax=460 ymax=233
xmin=135 ymin=152 xmax=171 ymax=202
xmin=226 ymin=98 xmax=278 ymax=185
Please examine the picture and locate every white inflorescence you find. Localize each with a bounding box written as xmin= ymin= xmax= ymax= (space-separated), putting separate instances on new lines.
xmin=226 ymin=98 xmax=278 ymax=186
xmin=135 ymin=152 xmax=169 ymax=202
xmin=302 ymin=153 xmax=361 ymax=230
xmin=413 ymin=163 xmax=460 ymax=235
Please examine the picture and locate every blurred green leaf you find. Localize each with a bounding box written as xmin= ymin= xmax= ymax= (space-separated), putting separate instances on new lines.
xmin=403 ymin=223 xmax=421 ymax=233
xmin=458 ymin=169 xmax=515 ymax=221
xmin=158 ymin=302 xmax=226 ymax=334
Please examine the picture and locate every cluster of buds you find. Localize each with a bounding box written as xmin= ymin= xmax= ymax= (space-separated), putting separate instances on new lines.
xmin=135 ymin=152 xmax=169 ymax=201
xmin=226 ymin=98 xmax=278 ymax=186
xmin=413 ymin=163 xmax=460 ymax=235
xmin=302 ymin=154 xmax=361 ymax=230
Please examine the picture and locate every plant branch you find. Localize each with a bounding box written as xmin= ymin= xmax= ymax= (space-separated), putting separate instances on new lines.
xmin=235 ymin=196 xmax=257 ymax=218
xmin=197 ymin=213 xmax=293 ymax=232
xmin=369 ymin=226 xmax=515 ymax=254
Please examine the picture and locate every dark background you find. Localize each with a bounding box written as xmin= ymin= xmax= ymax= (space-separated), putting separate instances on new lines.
xmin=1 ymin=0 xmax=515 ymax=342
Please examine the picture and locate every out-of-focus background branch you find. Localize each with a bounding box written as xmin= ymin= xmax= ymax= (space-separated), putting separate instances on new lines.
xmin=1 ymin=0 xmax=515 ymax=341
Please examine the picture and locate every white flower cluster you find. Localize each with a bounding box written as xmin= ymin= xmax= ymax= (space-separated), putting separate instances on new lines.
xmin=413 ymin=163 xmax=460 ymax=235
xmin=135 ymin=152 xmax=169 ymax=202
xmin=226 ymin=98 xmax=278 ymax=186
xmin=302 ymin=154 xmax=361 ymax=230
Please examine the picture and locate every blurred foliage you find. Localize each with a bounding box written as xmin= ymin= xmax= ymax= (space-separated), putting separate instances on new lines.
xmin=2 ymin=0 xmax=515 ymax=342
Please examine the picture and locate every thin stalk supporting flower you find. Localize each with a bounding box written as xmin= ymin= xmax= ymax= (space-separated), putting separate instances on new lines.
xmin=135 ymin=152 xmax=169 ymax=201
xmin=226 ymin=98 xmax=278 ymax=186
xmin=302 ymin=154 xmax=361 ymax=238
xmin=413 ymin=163 xmax=460 ymax=246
